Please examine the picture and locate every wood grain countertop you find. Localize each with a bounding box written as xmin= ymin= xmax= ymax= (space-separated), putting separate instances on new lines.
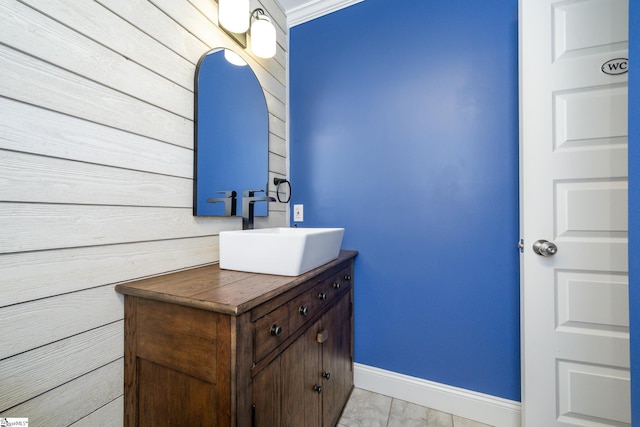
xmin=115 ymin=250 xmax=357 ymax=316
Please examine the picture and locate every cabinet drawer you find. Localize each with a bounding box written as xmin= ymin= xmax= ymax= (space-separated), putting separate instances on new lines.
xmin=327 ymin=265 xmax=353 ymax=294
xmin=289 ymin=285 xmax=325 ymax=333
xmin=254 ymin=303 xmax=290 ymax=362
xmin=254 ymin=264 xmax=353 ymax=363
xmin=290 ymin=265 xmax=352 ymax=336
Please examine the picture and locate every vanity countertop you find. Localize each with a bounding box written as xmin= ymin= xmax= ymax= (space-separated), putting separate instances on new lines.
xmin=115 ymin=249 xmax=357 ymax=316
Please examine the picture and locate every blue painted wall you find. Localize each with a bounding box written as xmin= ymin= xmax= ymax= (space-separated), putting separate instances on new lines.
xmin=290 ymin=0 xmax=520 ymax=400
xmin=629 ymin=1 xmax=639 ymax=422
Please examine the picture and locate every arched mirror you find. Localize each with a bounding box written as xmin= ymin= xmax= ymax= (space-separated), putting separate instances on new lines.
xmin=193 ymin=48 xmax=269 ymax=217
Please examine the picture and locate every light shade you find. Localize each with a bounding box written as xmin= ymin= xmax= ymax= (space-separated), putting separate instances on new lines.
xmin=250 ymin=14 xmax=276 ymax=59
xmin=219 ymin=0 xmax=249 ymax=33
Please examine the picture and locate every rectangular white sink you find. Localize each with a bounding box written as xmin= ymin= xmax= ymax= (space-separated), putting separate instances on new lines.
xmin=219 ymin=227 xmax=344 ymax=276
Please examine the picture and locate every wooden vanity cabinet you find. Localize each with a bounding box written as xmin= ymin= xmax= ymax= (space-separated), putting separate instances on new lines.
xmin=116 ymin=250 xmax=356 ymax=427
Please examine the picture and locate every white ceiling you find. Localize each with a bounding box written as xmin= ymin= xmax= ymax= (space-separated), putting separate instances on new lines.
xmin=278 ymin=0 xmax=363 ymax=27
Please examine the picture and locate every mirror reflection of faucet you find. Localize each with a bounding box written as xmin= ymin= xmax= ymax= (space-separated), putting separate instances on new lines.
xmin=242 ymin=189 xmax=275 ymax=230
xmin=207 ymin=190 xmax=237 ymax=216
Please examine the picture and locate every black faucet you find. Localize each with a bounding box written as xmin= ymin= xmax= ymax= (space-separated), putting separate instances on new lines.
xmin=207 ymin=190 xmax=237 ymax=216
xmin=242 ymin=190 xmax=275 ymax=230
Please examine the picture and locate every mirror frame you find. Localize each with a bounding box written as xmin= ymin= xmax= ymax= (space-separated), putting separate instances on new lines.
xmin=193 ymin=48 xmax=270 ymax=217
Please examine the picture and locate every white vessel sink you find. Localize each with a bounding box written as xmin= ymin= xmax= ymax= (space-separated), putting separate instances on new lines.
xmin=219 ymin=227 xmax=344 ymax=276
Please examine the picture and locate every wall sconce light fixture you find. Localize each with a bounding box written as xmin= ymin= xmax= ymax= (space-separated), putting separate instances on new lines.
xmin=250 ymin=9 xmax=276 ymax=59
xmin=218 ymin=0 xmax=250 ymax=33
xmin=218 ymin=1 xmax=277 ymax=59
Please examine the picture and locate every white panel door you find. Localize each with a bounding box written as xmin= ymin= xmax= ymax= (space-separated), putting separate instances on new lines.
xmin=520 ymin=0 xmax=629 ymax=425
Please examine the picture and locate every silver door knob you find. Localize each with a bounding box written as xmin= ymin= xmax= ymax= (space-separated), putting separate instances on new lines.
xmin=533 ymin=240 xmax=558 ymax=257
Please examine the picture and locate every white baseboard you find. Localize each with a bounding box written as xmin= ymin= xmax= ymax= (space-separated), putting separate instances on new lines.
xmin=354 ymin=363 xmax=521 ymax=427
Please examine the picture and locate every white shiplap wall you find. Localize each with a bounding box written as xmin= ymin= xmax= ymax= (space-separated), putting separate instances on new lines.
xmin=0 ymin=0 xmax=288 ymax=424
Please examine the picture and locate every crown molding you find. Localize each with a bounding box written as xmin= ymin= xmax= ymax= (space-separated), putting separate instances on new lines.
xmin=287 ymin=0 xmax=364 ymax=27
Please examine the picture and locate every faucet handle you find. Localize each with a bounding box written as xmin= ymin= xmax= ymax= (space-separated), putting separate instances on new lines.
xmin=243 ymin=189 xmax=265 ymax=197
xmin=206 ymin=190 xmax=237 ymax=216
xmin=217 ymin=190 xmax=237 ymax=198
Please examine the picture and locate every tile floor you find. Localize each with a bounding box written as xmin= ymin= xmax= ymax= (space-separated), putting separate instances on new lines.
xmin=338 ymin=388 xmax=493 ymax=427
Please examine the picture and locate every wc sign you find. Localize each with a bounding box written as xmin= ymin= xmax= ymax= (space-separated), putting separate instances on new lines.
xmin=601 ymin=58 xmax=628 ymax=75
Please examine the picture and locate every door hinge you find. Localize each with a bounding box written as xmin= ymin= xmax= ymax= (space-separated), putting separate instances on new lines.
xmin=518 ymin=239 xmax=525 ymax=253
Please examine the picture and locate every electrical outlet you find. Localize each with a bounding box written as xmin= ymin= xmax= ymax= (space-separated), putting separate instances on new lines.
xmin=293 ymin=204 xmax=304 ymax=222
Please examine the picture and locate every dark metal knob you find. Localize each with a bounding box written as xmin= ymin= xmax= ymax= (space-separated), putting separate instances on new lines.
xmin=533 ymin=239 xmax=558 ymax=257
xmin=322 ymin=372 xmax=331 ymax=380
xmin=314 ymin=384 xmax=322 ymax=394
xmin=270 ymin=325 xmax=282 ymax=336
xmin=333 ymin=282 xmax=341 ymax=289
xmin=318 ymin=292 xmax=327 ymax=300
xmin=299 ymin=305 xmax=308 ymax=316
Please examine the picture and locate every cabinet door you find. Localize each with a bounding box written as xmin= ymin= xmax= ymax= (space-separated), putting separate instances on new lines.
xmin=254 ymin=322 xmax=322 ymax=427
xmin=281 ymin=320 xmax=322 ymax=427
xmin=253 ymin=356 xmax=282 ymax=427
xmin=321 ymin=293 xmax=353 ymax=427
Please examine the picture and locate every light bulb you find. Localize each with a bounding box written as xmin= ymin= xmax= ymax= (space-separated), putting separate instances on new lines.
xmin=219 ymin=0 xmax=249 ymax=33
xmin=250 ymin=15 xmax=276 ymax=59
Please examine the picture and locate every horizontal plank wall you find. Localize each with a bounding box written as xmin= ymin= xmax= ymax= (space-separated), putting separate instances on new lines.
xmin=0 ymin=0 xmax=288 ymax=424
